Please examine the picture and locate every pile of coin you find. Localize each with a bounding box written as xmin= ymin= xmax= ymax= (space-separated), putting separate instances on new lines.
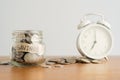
xmin=0 ymin=56 xmax=107 ymax=67
xmin=40 ymin=56 xmax=107 ymax=68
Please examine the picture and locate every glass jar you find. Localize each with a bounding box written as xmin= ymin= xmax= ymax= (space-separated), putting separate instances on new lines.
xmin=11 ymin=30 xmax=45 ymax=66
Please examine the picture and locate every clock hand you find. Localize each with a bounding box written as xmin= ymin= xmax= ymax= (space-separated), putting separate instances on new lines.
xmin=91 ymin=30 xmax=97 ymax=50
xmin=91 ymin=41 xmax=97 ymax=50
xmin=95 ymin=29 xmax=97 ymax=42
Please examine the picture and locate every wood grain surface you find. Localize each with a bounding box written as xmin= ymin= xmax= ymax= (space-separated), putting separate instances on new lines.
xmin=0 ymin=56 xmax=120 ymax=80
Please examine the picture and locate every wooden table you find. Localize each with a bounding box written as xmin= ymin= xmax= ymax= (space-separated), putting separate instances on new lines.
xmin=0 ymin=56 xmax=120 ymax=80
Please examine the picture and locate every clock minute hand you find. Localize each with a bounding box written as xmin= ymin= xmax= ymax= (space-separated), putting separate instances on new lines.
xmin=91 ymin=30 xmax=97 ymax=50
xmin=95 ymin=29 xmax=97 ymax=41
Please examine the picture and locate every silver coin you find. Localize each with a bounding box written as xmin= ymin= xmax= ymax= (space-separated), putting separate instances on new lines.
xmin=57 ymin=58 xmax=66 ymax=64
xmin=54 ymin=64 xmax=64 ymax=68
xmin=48 ymin=58 xmax=65 ymax=64
xmin=45 ymin=61 xmax=56 ymax=65
xmin=59 ymin=62 xmax=71 ymax=65
xmin=15 ymin=58 xmax=24 ymax=62
xmin=0 ymin=61 xmax=10 ymax=65
xmin=24 ymin=53 xmax=40 ymax=63
xmin=91 ymin=59 xmax=101 ymax=64
xmin=80 ymin=58 xmax=91 ymax=63
xmin=48 ymin=58 xmax=59 ymax=63
xmin=15 ymin=52 xmax=25 ymax=58
xmin=40 ymin=64 xmax=52 ymax=68
xmin=65 ymin=57 xmax=76 ymax=64
xmin=76 ymin=57 xmax=82 ymax=63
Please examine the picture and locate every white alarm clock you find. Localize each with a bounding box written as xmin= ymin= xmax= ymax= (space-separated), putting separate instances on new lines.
xmin=76 ymin=13 xmax=112 ymax=59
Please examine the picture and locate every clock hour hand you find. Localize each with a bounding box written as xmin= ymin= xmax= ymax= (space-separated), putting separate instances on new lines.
xmin=91 ymin=30 xmax=97 ymax=50
xmin=91 ymin=41 xmax=97 ymax=50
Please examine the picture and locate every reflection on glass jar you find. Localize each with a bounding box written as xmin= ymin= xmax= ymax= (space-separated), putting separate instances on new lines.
xmin=11 ymin=30 xmax=45 ymax=66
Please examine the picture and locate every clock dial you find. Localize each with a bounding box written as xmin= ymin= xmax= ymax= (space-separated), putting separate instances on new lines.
xmin=77 ymin=24 xmax=112 ymax=59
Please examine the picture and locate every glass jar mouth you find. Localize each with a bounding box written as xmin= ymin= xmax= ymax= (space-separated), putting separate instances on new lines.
xmin=12 ymin=30 xmax=42 ymax=36
xmin=13 ymin=30 xmax=42 ymax=34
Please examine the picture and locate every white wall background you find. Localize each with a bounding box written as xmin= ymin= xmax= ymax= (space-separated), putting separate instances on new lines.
xmin=0 ymin=0 xmax=119 ymax=56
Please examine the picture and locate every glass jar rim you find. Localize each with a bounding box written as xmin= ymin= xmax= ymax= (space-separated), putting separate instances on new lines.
xmin=13 ymin=30 xmax=42 ymax=33
xmin=12 ymin=30 xmax=42 ymax=35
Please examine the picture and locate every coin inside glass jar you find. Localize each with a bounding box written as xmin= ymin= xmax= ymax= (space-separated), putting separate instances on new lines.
xmin=11 ymin=30 xmax=45 ymax=66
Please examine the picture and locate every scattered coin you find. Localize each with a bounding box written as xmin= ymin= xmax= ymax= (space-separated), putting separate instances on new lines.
xmin=65 ymin=57 xmax=76 ymax=64
xmin=0 ymin=56 xmax=107 ymax=67
xmin=76 ymin=57 xmax=82 ymax=63
xmin=56 ymin=58 xmax=66 ymax=64
xmin=0 ymin=61 xmax=10 ymax=65
xmin=48 ymin=58 xmax=66 ymax=64
xmin=80 ymin=58 xmax=91 ymax=63
xmin=54 ymin=64 xmax=63 ymax=68
xmin=40 ymin=64 xmax=52 ymax=68
xmin=59 ymin=62 xmax=71 ymax=65
xmin=48 ymin=58 xmax=59 ymax=63
xmin=91 ymin=59 xmax=101 ymax=64
xmin=46 ymin=61 xmax=56 ymax=65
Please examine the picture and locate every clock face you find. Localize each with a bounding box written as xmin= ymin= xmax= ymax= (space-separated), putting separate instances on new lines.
xmin=77 ymin=24 xmax=112 ymax=59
